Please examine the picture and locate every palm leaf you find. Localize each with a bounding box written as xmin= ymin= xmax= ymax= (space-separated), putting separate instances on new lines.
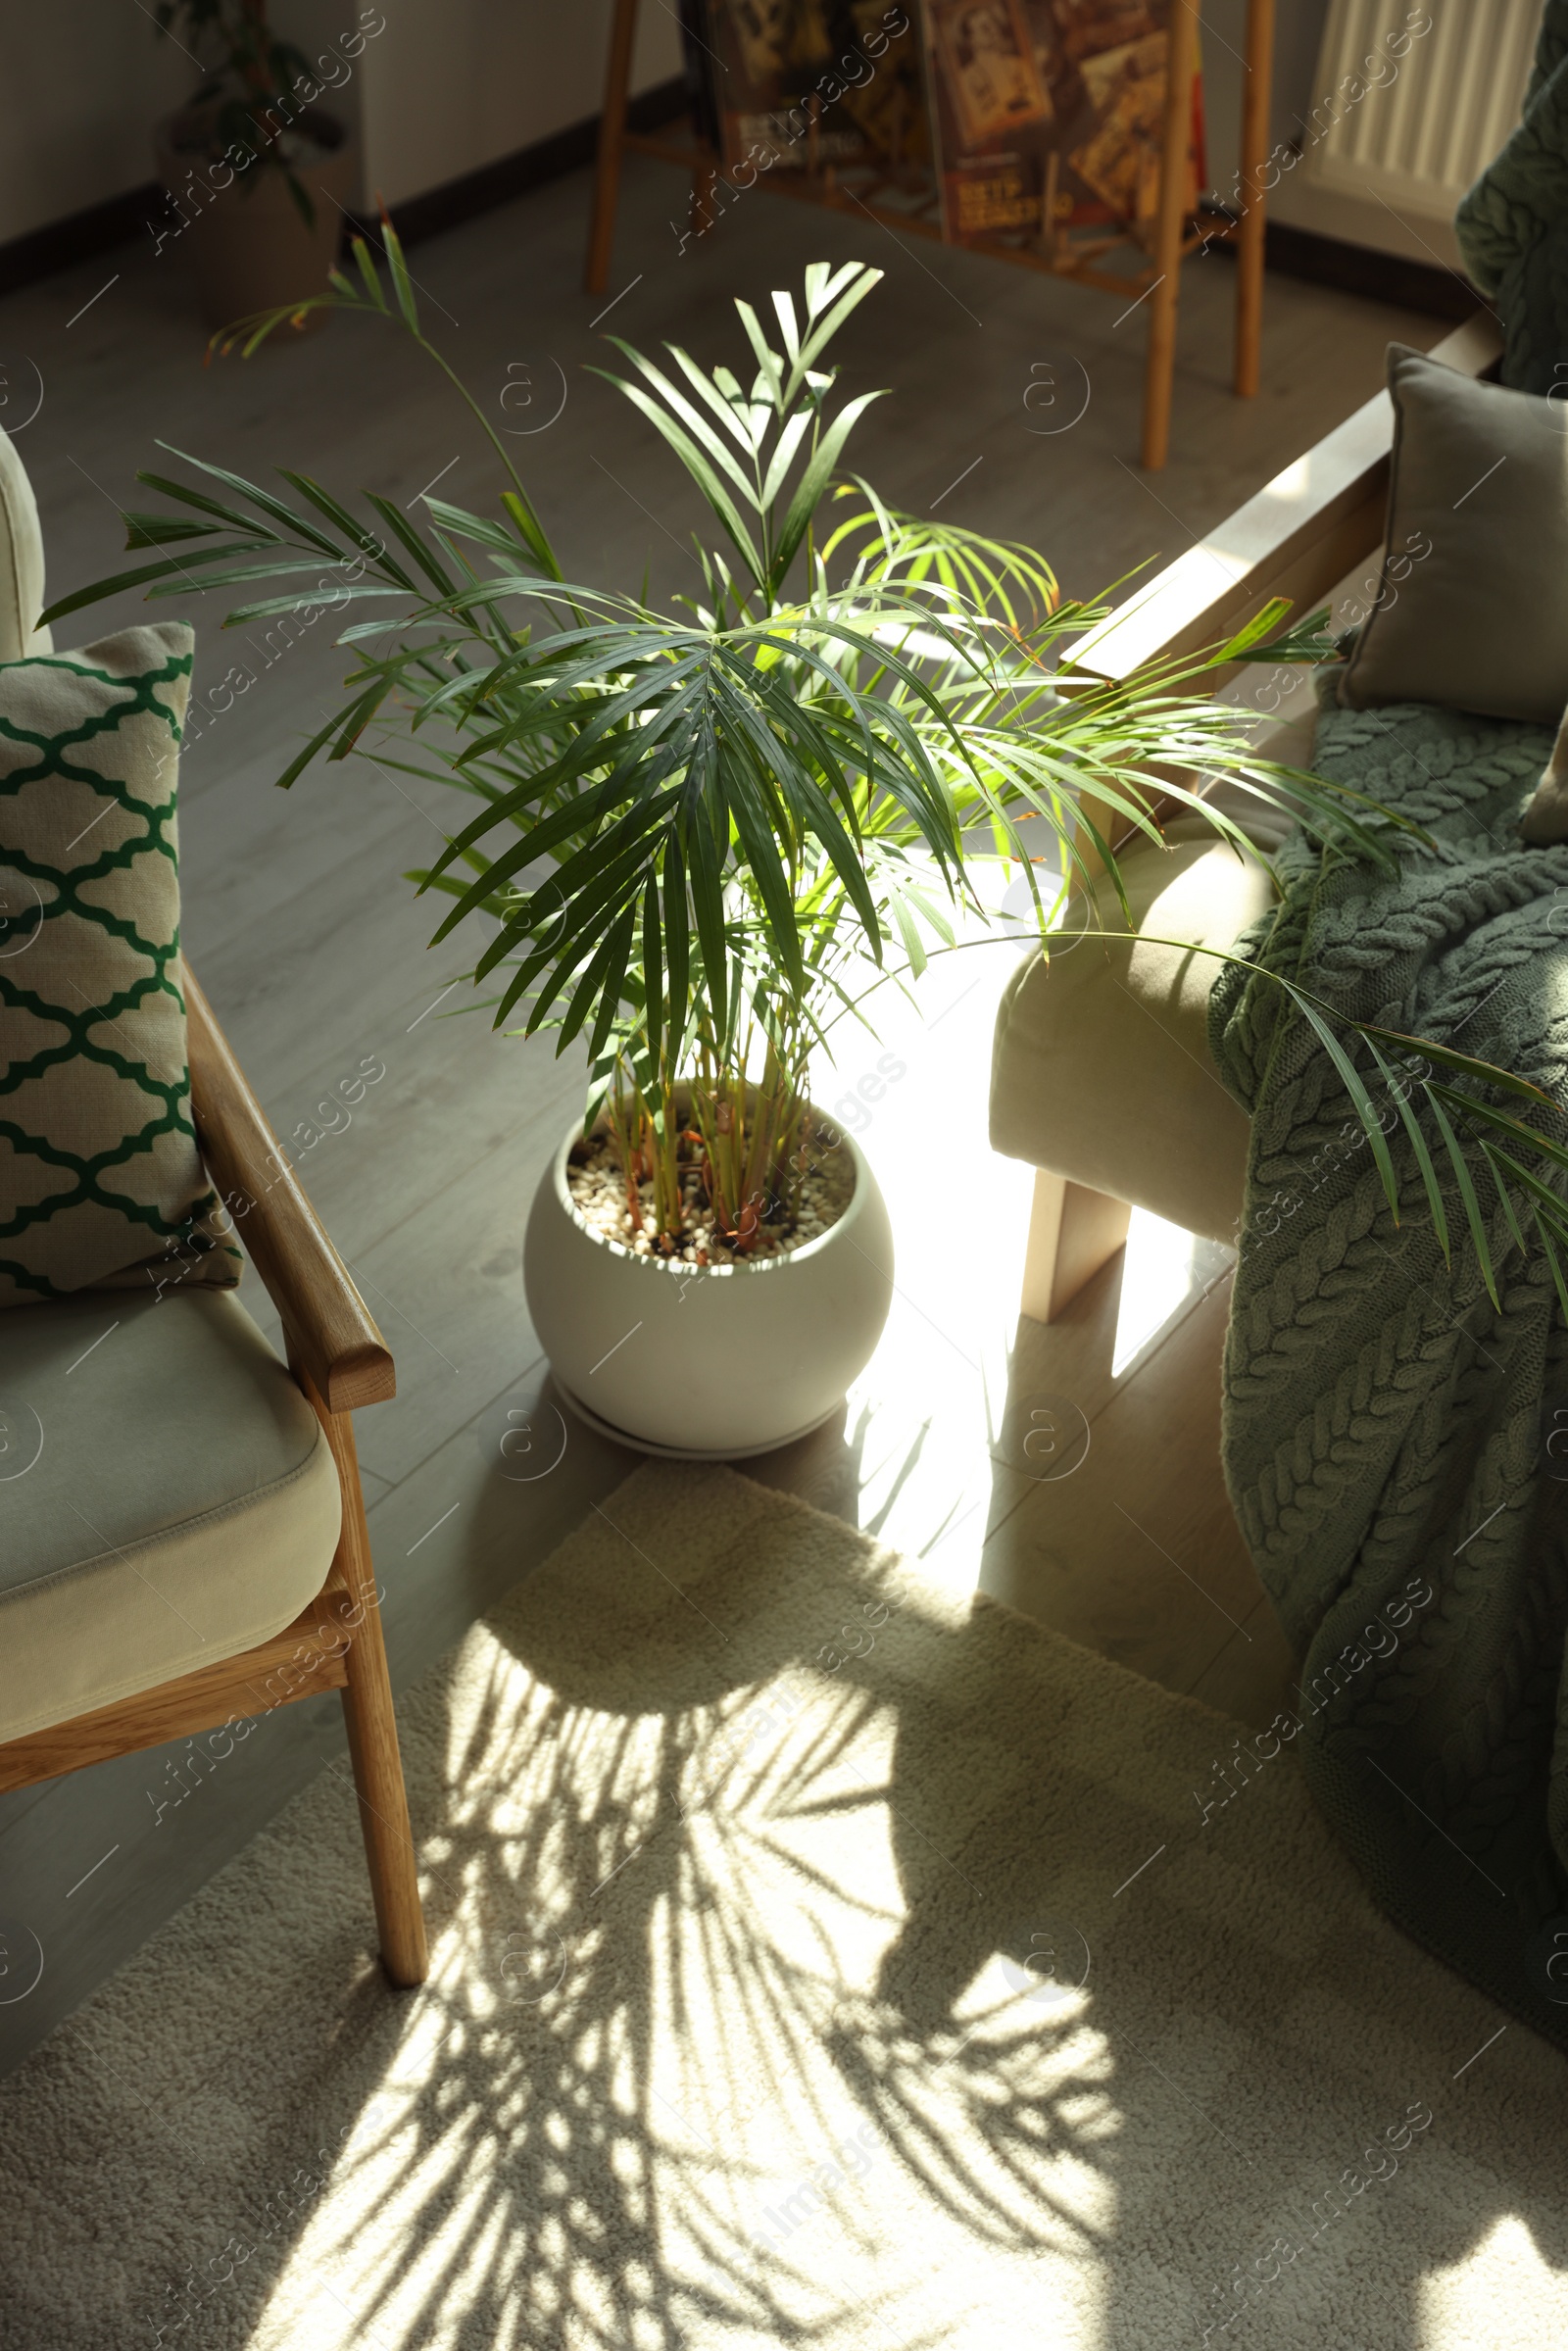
xmin=1424 ymin=1086 xmax=1500 ymax=1309
xmin=150 ymin=440 xmax=352 ymax=556
xmin=1292 ymin=1001 xmax=1400 ymax=1214
xmin=589 ymin=371 xmax=765 ymax=588
xmin=1367 ymin=1041 xmax=1449 ymax=1264
xmin=39 ymin=542 xmax=274 ymax=627
xmin=377 ymin=208 xmax=420 ymax=333
xmin=770 ymin=392 xmax=887 ymax=586
xmin=1536 ymin=1215 xmax=1568 ymax=1324
xmin=607 ymin=340 xmax=762 ymax=505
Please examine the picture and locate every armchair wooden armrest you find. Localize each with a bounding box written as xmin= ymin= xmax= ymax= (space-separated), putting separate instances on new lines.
xmin=182 ymin=960 xmax=395 ymax=1413
xmin=0 ymin=965 xmax=425 ymax=1985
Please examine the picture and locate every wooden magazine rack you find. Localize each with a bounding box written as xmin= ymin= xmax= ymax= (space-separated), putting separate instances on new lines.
xmin=586 ymin=1 xmax=1276 ymax=470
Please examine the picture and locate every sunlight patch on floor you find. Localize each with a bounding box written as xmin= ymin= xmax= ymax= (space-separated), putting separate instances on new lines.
xmin=807 ymin=882 xmax=1243 ymax=1605
xmin=246 ymin=1601 xmax=1114 ymax=2351
xmin=1418 ymin=2214 xmax=1565 ymax=2350
xmin=1111 ymin=1210 xmax=1235 ymax=1379
xmin=822 ymin=918 xmax=1034 ymax=1598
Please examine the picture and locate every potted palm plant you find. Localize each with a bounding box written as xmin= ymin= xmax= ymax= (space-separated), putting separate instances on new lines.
xmin=151 ymin=1 xmax=368 ymax=329
xmin=54 ymin=226 xmax=1544 ymax=1454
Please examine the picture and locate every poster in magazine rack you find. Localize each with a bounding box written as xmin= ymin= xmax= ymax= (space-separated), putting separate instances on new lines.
xmin=919 ymin=1 xmax=1204 ymax=254
xmin=698 ymin=3 xmax=926 ymax=181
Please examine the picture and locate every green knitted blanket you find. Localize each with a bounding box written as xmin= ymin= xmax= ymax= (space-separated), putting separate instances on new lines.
xmin=1455 ymin=0 xmax=1568 ymax=392
xmin=1208 ymin=676 xmax=1568 ymax=2047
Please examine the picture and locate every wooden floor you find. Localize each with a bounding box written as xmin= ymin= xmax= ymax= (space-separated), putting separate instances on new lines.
xmin=0 ymin=152 xmax=1439 ymax=2074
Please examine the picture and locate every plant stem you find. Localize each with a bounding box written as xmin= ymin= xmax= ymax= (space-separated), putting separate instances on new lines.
xmin=412 ymin=335 xmax=564 ymax=585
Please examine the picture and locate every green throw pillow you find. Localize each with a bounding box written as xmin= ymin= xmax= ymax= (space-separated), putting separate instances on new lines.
xmin=1338 ymin=344 xmax=1568 ymax=726
xmin=0 ymin=622 xmax=240 ymax=1308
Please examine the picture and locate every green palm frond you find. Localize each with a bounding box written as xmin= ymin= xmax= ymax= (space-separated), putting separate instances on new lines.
xmin=44 ymin=250 xmax=1564 ymax=1275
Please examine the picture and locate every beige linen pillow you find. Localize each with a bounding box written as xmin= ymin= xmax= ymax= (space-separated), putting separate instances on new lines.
xmin=1339 ymin=344 xmax=1568 ymax=727
xmin=0 ymin=622 xmax=240 ymax=1307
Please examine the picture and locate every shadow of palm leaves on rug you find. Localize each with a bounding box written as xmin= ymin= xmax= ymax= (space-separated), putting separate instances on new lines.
xmin=259 ymin=1472 xmax=1116 ymax=2349
xmin=24 ymin=1462 xmax=1562 ymax=2347
xmin=224 ymin=1459 xmax=1568 ymax=2351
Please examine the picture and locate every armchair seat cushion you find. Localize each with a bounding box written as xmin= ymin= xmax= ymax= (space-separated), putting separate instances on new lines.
xmin=989 ymin=818 xmax=1279 ymax=1246
xmin=0 ymin=1288 xmax=340 ymax=1743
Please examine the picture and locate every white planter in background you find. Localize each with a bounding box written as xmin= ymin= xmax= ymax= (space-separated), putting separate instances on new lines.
xmin=523 ymin=1114 xmax=895 ymax=1459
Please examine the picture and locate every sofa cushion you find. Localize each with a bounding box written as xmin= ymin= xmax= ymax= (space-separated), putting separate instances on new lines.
xmin=0 ymin=621 xmax=240 ymax=1308
xmin=1339 ymin=345 xmax=1568 ymax=726
xmin=990 ymin=823 xmax=1278 ymax=1244
xmin=0 ymin=1288 xmax=340 ymax=1743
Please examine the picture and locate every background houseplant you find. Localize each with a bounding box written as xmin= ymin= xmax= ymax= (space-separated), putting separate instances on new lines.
xmin=151 ymin=1 xmax=372 ymax=329
xmin=50 ymin=226 xmax=1568 ymax=1441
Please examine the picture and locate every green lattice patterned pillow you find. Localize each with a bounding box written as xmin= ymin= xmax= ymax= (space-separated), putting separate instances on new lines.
xmin=0 ymin=622 xmax=239 ymax=1308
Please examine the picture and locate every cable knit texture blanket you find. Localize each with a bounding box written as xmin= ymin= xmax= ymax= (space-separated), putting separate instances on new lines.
xmin=1207 ymin=674 xmax=1568 ymax=2047
xmin=1455 ymin=0 xmax=1568 ymax=393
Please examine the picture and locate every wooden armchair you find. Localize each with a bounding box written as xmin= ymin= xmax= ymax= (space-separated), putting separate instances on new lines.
xmin=994 ymin=311 xmax=1504 ymax=1323
xmin=0 ymin=964 xmax=428 ymax=1988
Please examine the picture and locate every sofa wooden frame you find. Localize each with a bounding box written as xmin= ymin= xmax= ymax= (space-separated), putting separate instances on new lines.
xmin=1019 ymin=308 xmax=1504 ymax=1326
xmin=0 ymin=963 xmax=428 ymax=1988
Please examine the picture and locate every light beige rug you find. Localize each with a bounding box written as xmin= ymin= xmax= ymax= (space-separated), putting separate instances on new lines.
xmin=3 ymin=1464 xmax=1566 ymax=2350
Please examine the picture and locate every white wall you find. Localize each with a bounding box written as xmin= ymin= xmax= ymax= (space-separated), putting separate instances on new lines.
xmin=1199 ymin=0 xmax=1334 ymax=209
xmin=1196 ymin=0 xmax=1518 ymax=270
xmin=358 ymin=1 xmax=681 ymax=209
xmin=8 ymin=1 xmax=1472 ymax=269
xmin=0 ymin=1 xmax=679 ymax=246
xmin=0 ymin=0 xmax=187 ymax=242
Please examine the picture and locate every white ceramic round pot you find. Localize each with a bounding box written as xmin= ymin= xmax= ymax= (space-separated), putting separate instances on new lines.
xmin=523 ymin=1113 xmax=894 ymax=1458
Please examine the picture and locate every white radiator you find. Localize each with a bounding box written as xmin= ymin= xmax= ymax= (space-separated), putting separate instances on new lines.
xmin=1304 ymin=0 xmax=1544 ymax=220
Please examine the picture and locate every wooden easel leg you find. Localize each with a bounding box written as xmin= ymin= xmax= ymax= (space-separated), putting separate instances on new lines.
xmin=302 ymin=1374 xmax=429 ymax=1988
xmin=1235 ymin=0 xmax=1275 ymax=397
xmin=585 ymin=0 xmax=640 ymax=296
xmin=1141 ymin=0 xmax=1200 ymax=470
xmin=1020 ymin=1169 xmax=1132 ymax=1325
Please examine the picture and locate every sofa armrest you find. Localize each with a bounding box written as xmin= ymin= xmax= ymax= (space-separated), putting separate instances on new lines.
xmin=1059 ymin=311 xmax=1504 ymax=876
xmin=182 ymin=962 xmax=395 ymax=1413
xmin=1070 ymin=312 xmax=1503 ymax=688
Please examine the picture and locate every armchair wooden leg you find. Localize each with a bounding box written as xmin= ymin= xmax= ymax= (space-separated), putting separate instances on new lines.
xmin=302 ymin=1373 xmax=429 ymax=1988
xmin=1021 ymin=1169 xmax=1132 ymax=1325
